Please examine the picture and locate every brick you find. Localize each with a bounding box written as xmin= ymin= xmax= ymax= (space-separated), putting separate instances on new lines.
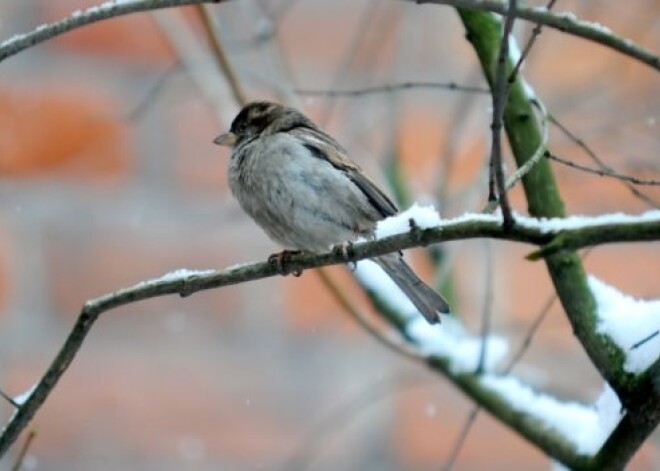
xmin=0 ymin=85 xmax=130 ymax=180
xmin=38 ymin=0 xmax=175 ymax=65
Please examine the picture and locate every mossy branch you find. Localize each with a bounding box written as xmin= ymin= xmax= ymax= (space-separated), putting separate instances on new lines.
xmin=456 ymin=7 xmax=659 ymax=469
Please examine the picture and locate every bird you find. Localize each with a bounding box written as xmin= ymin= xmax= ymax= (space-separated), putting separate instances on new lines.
xmin=214 ymin=101 xmax=450 ymax=324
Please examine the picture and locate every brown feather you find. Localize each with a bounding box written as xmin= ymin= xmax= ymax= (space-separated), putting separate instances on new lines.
xmin=288 ymin=127 xmax=398 ymax=218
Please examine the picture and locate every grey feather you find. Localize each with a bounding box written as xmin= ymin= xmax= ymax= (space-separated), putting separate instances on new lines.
xmin=222 ymin=101 xmax=452 ymax=324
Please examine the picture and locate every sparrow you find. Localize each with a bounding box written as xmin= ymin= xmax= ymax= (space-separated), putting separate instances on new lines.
xmin=214 ymin=101 xmax=450 ymax=324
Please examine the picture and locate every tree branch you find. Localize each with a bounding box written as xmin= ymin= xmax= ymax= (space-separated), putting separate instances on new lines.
xmin=547 ymin=152 xmax=660 ymax=186
xmin=407 ymin=0 xmax=660 ymax=72
xmin=195 ymin=4 xmax=249 ymax=106
xmin=487 ymin=0 xmax=516 ymax=226
xmin=457 ymin=7 xmax=660 ymax=469
xmin=0 ymin=0 xmax=230 ymax=64
xmin=295 ymin=81 xmax=489 ymax=97
xmin=1 ymin=212 xmax=658 ymax=457
xmin=591 ymin=358 xmax=660 ymax=470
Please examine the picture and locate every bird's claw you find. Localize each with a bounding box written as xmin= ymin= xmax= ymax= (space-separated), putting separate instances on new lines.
xmin=268 ymin=250 xmax=304 ymax=277
xmin=333 ymin=242 xmax=357 ymax=271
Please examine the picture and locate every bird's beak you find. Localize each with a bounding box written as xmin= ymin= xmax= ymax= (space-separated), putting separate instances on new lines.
xmin=213 ymin=132 xmax=238 ymax=147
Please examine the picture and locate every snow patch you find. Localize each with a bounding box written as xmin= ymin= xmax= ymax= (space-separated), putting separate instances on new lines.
xmin=151 ymin=268 xmax=216 ymax=284
xmin=590 ymin=276 xmax=660 ymax=374
xmin=481 ymin=377 xmax=622 ymax=455
xmin=370 ymin=204 xmax=659 ymax=240
xmin=515 ymin=210 xmax=660 ymax=233
xmin=407 ymin=316 xmax=508 ymax=373
xmin=14 ymin=383 xmax=38 ymax=406
xmin=374 ymin=203 xmax=443 ymax=239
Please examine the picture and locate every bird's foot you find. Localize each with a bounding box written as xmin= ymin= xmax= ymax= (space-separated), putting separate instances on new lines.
xmin=333 ymin=242 xmax=357 ymax=271
xmin=268 ymin=250 xmax=304 ymax=277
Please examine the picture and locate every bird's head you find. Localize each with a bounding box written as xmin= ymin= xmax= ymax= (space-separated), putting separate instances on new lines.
xmin=213 ymin=101 xmax=314 ymax=148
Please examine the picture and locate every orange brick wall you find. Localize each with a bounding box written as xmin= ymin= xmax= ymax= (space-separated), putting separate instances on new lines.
xmin=0 ymin=1 xmax=658 ymax=470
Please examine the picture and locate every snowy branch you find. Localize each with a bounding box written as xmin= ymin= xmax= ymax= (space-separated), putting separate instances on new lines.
xmin=458 ymin=8 xmax=659 ymax=468
xmin=409 ymin=0 xmax=660 ymax=72
xmin=0 ymin=0 xmax=229 ymax=63
xmin=1 ymin=210 xmax=659 ymax=457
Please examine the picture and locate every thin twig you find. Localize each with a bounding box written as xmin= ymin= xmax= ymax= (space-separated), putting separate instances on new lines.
xmin=437 ymin=70 xmax=485 ymax=205
xmin=482 ymin=99 xmax=549 ymax=214
xmin=549 ymin=114 xmax=660 ymax=208
xmin=504 ymin=294 xmax=556 ymax=372
xmin=152 ymin=9 xmax=234 ymax=123
xmin=296 ymin=81 xmax=489 ymax=97
xmin=125 ymin=61 xmax=182 ymax=121
xmin=317 ymin=0 xmax=379 ymax=126
xmin=488 ymin=0 xmax=517 ymax=228
xmin=10 ymin=430 xmax=36 ymax=471
xmin=442 ymin=406 xmax=480 ymax=471
xmin=508 ymin=0 xmax=557 ymax=83
xmin=0 ymin=389 xmax=19 ymax=409
xmin=195 ymin=4 xmax=249 ymax=106
xmin=280 ymin=374 xmax=426 ymax=471
xmin=547 ymin=152 xmax=660 ymax=186
xmin=631 ymin=330 xmax=659 ymax=350
xmin=315 ymin=269 xmax=426 ymax=362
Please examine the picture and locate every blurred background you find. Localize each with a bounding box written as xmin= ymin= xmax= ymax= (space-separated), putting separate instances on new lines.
xmin=0 ymin=0 xmax=658 ymax=469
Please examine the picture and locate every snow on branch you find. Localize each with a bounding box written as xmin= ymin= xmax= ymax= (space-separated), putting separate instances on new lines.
xmin=1 ymin=205 xmax=659 ymax=457
xmin=590 ymin=277 xmax=660 ymax=374
xmin=480 ymin=378 xmax=623 ymax=455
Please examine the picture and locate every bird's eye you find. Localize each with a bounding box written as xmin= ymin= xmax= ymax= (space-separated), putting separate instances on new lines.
xmin=238 ymin=122 xmax=248 ymax=134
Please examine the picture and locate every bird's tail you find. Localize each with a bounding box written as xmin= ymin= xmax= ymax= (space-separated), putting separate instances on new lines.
xmin=374 ymin=253 xmax=450 ymax=324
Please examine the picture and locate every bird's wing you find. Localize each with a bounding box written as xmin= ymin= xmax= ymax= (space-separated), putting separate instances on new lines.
xmin=288 ymin=127 xmax=398 ymax=218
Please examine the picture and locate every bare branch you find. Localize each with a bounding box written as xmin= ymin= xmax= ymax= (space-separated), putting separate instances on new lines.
xmin=407 ymin=0 xmax=660 ymax=72
xmin=508 ymin=0 xmax=557 ymax=83
xmin=488 ymin=0 xmax=517 ymax=227
xmin=314 ymin=268 xmax=425 ymax=362
xmin=295 ymin=81 xmax=489 ymax=97
xmin=0 ymin=0 xmax=230 ymax=64
xmin=2 ymin=212 xmax=658 ymax=456
xmin=10 ymin=430 xmax=36 ymax=471
xmin=547 ymin=152 xmax=660 ymax=186
xmin=549 ymin=115 xmax=660 ymax=208
xmin=631 ymin=330 xmax=659 ymax=351
xmin=442 ymin=406 xmax=480 ymax=471
xmin=482 ymin=101 xmax=549 ymax=214
xmin=125 ymin=62 xmax=182 ymax=121
xmin=0 ymin=390 xmax=19 ymax=410
xmin=195 ymin=4 xmax=249 ymax=106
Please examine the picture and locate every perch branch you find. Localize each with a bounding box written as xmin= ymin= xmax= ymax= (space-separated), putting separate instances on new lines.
xmin=1 ymin=213 xmax=658 ymax=456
